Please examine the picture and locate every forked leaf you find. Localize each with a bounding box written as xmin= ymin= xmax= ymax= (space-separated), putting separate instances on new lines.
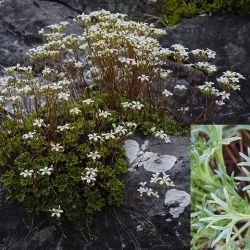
xmin=221 ymin=136 xmax=241 ymax=145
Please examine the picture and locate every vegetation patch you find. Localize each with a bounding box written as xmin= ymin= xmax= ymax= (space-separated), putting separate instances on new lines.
xmin=191 ymin=125 xmax=250 ymax=249
xmin=154 ymin=0 xmax=250 ymax=26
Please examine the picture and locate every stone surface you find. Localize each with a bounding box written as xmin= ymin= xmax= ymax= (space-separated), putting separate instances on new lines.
xmin=124 ymin=138 xmax=178 ymax=172
xmin=160 ymin=15 xmax=250 ymax=123
xmin=142 ymin=154 xmax=177 ymax=172
xmin=164 ymin=189 xmax=190 ymax=219
xmin=0 ymin=135 xmax=190 ymax=249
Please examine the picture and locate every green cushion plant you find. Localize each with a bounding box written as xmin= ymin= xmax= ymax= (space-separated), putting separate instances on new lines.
xmin=161 ymin=0 xmax=250 ymax=26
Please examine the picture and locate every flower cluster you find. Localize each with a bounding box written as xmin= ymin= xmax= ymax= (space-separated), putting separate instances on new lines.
xmin=150 ymin=172 xmax=175 ymax=186
xmin=217 ymin=71 xmax=245 ymax=90
xmin=0 ymin=10 xmax=245 ymax=124
xmin=81 ymin=167 xmax=98 ymax=184
xmin=20 ymin=165 xmax=54 ymax=178
xmin=151 ymin=127 xmax=171 ymax=143
xmin=137 ymin=182 xmax=159 ymax=198
xmin=137 ymin=171 xmax=175 ymax=198
xmin=121 ymin=101 xmax=144 ymax=110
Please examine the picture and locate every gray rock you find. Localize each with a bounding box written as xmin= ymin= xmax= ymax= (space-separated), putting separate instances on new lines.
xmin=0 ymin=134 xmax=190 ymax=249
xmin=164 ymin=189 xmax=190 ymax=219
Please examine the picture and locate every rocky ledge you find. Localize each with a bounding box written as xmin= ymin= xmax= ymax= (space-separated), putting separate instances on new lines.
xmin=0 ymin=135 xmax=190 ymax=249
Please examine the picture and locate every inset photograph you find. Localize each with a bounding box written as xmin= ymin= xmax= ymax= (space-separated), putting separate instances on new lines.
xmin=191 ymin=125 xmax=250 ymax=249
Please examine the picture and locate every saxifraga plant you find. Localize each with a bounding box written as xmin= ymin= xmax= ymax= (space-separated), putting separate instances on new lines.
xmin=24 ymin=10 xmax=244 ymax=124
xmin=191 ymin=125 xmax=250 ymax=250
xmin=0 ymin=11 xmax=176 ymax=228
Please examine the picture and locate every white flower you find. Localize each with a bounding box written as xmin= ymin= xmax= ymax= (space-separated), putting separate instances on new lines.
xmin=57 ymin=92 xmax=70 ymax=101
xmin=39 ymin=165 xmax=54 ymax=175
xmin=232 ymin=84 xmax=241 ymax=90
xmin=154 ymin=130 xmax=171 ymax=143
xmin=113 ymin=124 xmax=127 ymax=135
xmin=19 ymin=85 xmax=32 ymax=94
xmin=162 ymin=89 xmax=173 ymax=97
xmin=151 ymin=127 xmax=156 ymax=133
xmin=98 ymin=109 xmax=112 ymax=118
xmin=137 ymin=182 xmax=159 ymax=198
xmin=101 ymin=131 xmax=116 ymax=140
xmin=87 ymin=151 xmax=101 ymax=161
xmin=215 ymin=100 xmax=225 ymax=106
xmin=85 ymin=167 xmax=98 ymax=176
xmin=162 ymin=173 xmax=175 ymax=186
xmin=171 ymin=44 xmax=187 ymax=51
xmin=23 ymin=131 xmax=36 ymax=139
xmin=33 ymin=119 xmax=45 ymax=128
xmin=57 ymin=124 xmax=70 ymax=131
xmin=125 ymin=122 xmax=137 ymax=129
xmin=8 ymin=95 xmax=21 ymax=102
xmin=82 ymin=175 xmax=96 ymax=184
xmin=220 ymin=91 xmax=230 ymax=100
xmin=51 ymin=142 xmax=64 ymax=152
xmin=223 ymin=71 xmax=245 ymax=80
xmin=139 ymin=182 xmax=147 ymax=187
xmin=150 ymin=172 xmax=161 ymax=183
xmin=74 ymin=61 xmax=83 ymax=68
xmin=20 ymin=169 xmax=34 ymax=178
xmin=151 ymin=130 xmax=170 ymax=143
xmin=174 ymin=84 xmax=187 ymax=90
xmin=42 ymin=67 xmax=54 ymax=75
xmin=160 ymin=70 xmax=172 ymax=79
xmin=196 ymin=62 xmax=217 ymax=74
xmin=191 ymin=48 xmax=215 ymax=59
xmin=191 ymin=49 xmax=202 ymax=56
xmin=150 ymin=172 xmax=175 ymax=186
xmin=70 ymin=107 xmax=81 ymax=115
xmin=137 ymin=186 xmax=147 ymax=196
xmin=88 ymin=133 xmax=102 ymax=142
xmin=81 ymin=167 xmax=98 ymax=184
xmin=131 ymin=101 xmax=144 ymax=110
xmin=121 ymin=101 xmax=132 ymax=108
xmin=217 ymin=71 xmax=244 ymax=90
xmin=50 ymin=205 xmax=63 ymax=218
xmin=138 ymin=75 xmax=150 ymax=82
xmin=205 ymin=49 xmax=216 ymax=59
xmin=82 ymin=98 xmax=94 ymax=105
xmin=217 ymin=76 xmax=230 ymax=85
xmin=171 ymin=44 xmax=188 ymax=59
xmin=177 ymin=107 xmax=189 ymax=112
xmin=145 ymin=187 xmax=154 ymax=197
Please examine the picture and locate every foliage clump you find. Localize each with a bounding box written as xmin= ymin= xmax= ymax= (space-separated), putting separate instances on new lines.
xmin=191 ymin=125 xmax=250 ymax=249
xmin=161 ymin=0 xmax=250 ymax=26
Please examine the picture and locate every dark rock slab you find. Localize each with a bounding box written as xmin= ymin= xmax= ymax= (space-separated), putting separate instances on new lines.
xmin=0 ymin=135 xmax=190 ymax=249
xmin=160 ymin=15 xmax=250 ymax=123
xmin=0 ymin=0 xmax=76 ymax=69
